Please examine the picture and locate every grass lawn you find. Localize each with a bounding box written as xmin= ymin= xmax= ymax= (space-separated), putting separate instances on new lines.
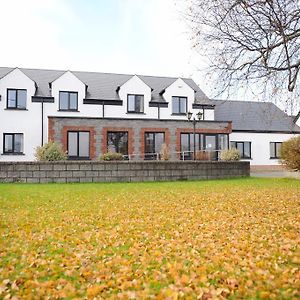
xmin=0 ymin=178 xmax=299 ymax=299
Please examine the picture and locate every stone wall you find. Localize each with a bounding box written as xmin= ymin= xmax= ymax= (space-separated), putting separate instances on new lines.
xmin=0 ymin=161 xmax=250 ymax=183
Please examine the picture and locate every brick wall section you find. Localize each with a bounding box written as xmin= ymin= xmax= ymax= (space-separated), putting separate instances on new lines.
xmin=49 ymin=117 xmax=232 ymax=161
xmin=175 ymin=126 xmax=232 ymax=153
xmin=175 ymin=126 xmax=232 ymax=159
xmin=48 ymin=118 xmax=55 ymax=141
xmin=0 ymin=161 xmax=250 ymax=183
xmin=227 ymin=121 xmax=232 ymax=132
xmin=61 ymin=126 xmax=97 ymax=159
xmin=101 ymin=127 xmax=134 ymax=155
xmin=140 ymin=128 xmax=171 ymax=159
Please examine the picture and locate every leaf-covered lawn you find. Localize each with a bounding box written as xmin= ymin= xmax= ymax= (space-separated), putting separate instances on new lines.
xmin=0 ymin=178 xmax=299 ymax=299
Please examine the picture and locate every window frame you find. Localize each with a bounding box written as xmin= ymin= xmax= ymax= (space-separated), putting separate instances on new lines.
xmin=127 ymin=94 xmax=144 ymax=113
xmin=3 ymin=133 xmax=24 ymax=155
xmin=203 ymin=134 xmax=219 ymax=161
xmin=218 ymin=134 xmax=230 ymax=151
xmin=6 ymin=88 xmax=27 ymax=110
xmin=67 ymin=131 xmax=90 ymax=160
xmin=144 ymin=132 xmax=165 ymax=160
xmin=107 ymin=131 xmax=129 ymax=157
xmin=172 ymin=96 xmax=188 ymax=115
xmin=180 ymin=132 xmax=202 ymax=160
xmin=59 ymin=91 xmax=78 ymax=111
xmin=231 ymin=141 xmax=252 ymax=159
xmin=270 ymin=142 xmax=282 ymax=159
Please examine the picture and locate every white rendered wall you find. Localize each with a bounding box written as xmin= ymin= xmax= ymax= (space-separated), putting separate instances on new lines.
xmin=0 ymin=69 xmax=39 ymax=161
xmin=45 ymin=74 xmax=214 ymax=122
xmin=204 ymin=109 xmax=214 ymax=121
xmin=44 ymin=71 xmax=88 ymax=141
xmin=0 ymin=70 xmax=106 ymax=160
xmin=230 ymin=132 xmax=300 ymax=165
xmin=107 ymin=76 xmax=210 ymax=120
xmin=109 ymin=75 xmax=157 ymax=118
xmin=160 ymin=78 xmax=202 ymax=120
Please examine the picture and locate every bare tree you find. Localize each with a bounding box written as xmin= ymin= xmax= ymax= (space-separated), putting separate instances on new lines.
xmin=186 ymin=0 xmax=300 ymax=111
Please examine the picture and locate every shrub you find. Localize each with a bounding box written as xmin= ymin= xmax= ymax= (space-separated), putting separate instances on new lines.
xmin=220 ymin=148 xmax=240 ymax=161
xmin=99 ymin=152 xmax=124 ymax=161
xmin=160 ymin=143 xmax=170 ymax=161
xmin=280 ymin=136 xmax=300 ymax=171
xmin=35 ymin=141 xmax=67 ymax=161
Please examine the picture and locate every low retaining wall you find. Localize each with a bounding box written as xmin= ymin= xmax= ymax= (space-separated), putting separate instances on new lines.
xmin=284 ymin=171 xmax=300 ymax=180
xmin=0 ymin=161 xmax=250 ymax=183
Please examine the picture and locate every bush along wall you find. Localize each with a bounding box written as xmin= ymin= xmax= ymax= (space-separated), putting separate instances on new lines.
xmin=0 ymin=161 xmax=250 ymax=183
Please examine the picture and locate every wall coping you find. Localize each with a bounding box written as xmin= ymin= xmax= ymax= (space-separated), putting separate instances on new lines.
xmin=0 ymin=161 xmax=249 ymax=165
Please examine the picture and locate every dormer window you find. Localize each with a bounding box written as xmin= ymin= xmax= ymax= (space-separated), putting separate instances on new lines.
xmin=127 ymin=94 xmax=144 ymax=113
xmin=7 ymin=89 xmax=27 ymax=110
xmin=59 ymin=91 xmax=78 ymax=111
xmin=172 ymin=96 xmax=187 ymax=115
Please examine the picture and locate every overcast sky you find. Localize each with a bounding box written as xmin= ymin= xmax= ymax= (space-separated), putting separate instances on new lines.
xmin=0 ymin=0 xmax=209 ymax=87
xmin=1 ymin=0 xmax=298 ymax=113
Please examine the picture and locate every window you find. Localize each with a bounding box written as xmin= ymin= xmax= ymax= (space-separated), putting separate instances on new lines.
xmin=107 ymin=131 xmax=128 ymax=157
xmin=59 ymin=91 xmax=78 ymax=111
xmin=180 ymin=133 xmax=228 ymax=160
xmin=180 ymin=133 xmax=202 ymax=160
xmin=218 ymin=134 xmax=229 ymax=151
xmin=231 ymin=141 xmax=251 ymax=159
xmin=7 ymin=89 xmax=27 ymax=109
xmin=144 ymin=132 xmax=165 ymax=160
xmin=204 ymin=135 xmax=218 ymax=161
xmin=172 ymin=96 xmax=187 ymax=114
xmin=270 ymin=142 xmax=282 ymax=159
xmin=3 ymin=133 xmax=24 ymax=154
xmin=127 ymin=94 xmax=144 ymax=113
xmin=67 ymin=131 xmax=89 ymax=159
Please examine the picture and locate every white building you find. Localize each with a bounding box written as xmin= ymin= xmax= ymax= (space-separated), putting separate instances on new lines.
xmin=0 ymin=67 xmax=299 ymax=165
xmin=213 ymin=100 xmax=300 ymax=165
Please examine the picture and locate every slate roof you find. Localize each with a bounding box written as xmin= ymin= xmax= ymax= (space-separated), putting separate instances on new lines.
xmin=213 ymin=100 xmax=300 ymax=133
xmin=0 ymin=67 xmax=210 ymax=104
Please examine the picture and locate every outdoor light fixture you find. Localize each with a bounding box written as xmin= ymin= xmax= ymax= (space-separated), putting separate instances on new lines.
xmin=197 ymin=111 xmax=203 ymax=121
xmin=187 ymin=111 xmax=203 ymax=160
xmin=187 ymin=111 xmax=193 ymax=121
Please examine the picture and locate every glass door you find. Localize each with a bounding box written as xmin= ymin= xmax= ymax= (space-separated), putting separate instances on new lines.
xmin=204 ymin=135 xmax=217 ymax=160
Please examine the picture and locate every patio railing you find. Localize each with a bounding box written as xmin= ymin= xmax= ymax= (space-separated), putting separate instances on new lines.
xmin=122 ymin=150 xmax=223 ymax=161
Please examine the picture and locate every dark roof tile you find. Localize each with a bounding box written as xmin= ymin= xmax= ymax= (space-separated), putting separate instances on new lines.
xmin=213 ymin=100 xmax=300 ymax=133
xmin=0 ymin=67 xmax=211 ymax=104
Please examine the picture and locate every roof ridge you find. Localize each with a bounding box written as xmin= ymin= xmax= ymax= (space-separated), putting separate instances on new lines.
xmin=73 ymin=70 xmax=133 ymax=77
xmin=19 ymin=67 xmax=66 ymax=72
xmin=212 ymin=99 xmax=274 ymax=104
xmin=0 ymin=66 xmax=192 ymax=81
xmin=73 ymin=70 xmax=191 ymax=81
xmin=139 ymin=74 xmax=190 ymax=80
xmin=0 ymin=66 xmax=133 ymax=77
